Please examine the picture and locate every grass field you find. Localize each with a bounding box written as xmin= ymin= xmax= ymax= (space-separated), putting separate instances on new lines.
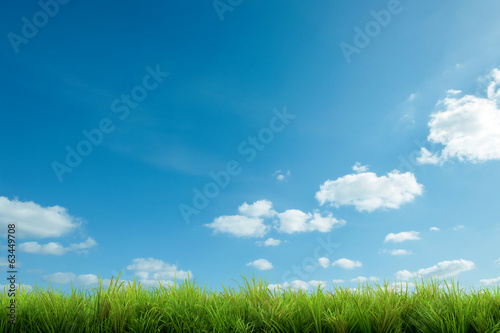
xmin=1 ymin=272 xmax=500 ymax=332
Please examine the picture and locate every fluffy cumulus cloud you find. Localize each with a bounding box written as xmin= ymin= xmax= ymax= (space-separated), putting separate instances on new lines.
xmin=0 ymin=196 xmax=82 ymax=239
xmin=318 ymin=257 xmax=330 ymax=268
xmin=204 ymin=215 xmax=269 ymax=238
xmin=331 ymin=258 xmax=362 ymax=270
xmin=238 ymin=200 xmax=276 ymax=218
xmin=275 ymin=209 xmax=310 ymax=233
xmin=395 ymin=259 xmax=475 ymax=281
xmin=384 ymin=231 xmax=421 ymax=243
xmin=430 ymin=227 xmax=440 ymax=231
xmin=19 ymin=237 xmax=97 ymax=256
xmin=275 ymin=210 xmax=345 ymax=234
xmin=256 ymin=237 xmax=283 ymax=247
xmin=418 ymin=67 xmax=500 ymax=165
xmin=246 ymin=259 xmax=273 ymax=270
xmin=316 ymin=170 xmax=424 ymax=212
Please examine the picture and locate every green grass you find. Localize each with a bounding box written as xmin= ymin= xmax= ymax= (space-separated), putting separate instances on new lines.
xmin=1 ymin=271 xmax=500 ymax=332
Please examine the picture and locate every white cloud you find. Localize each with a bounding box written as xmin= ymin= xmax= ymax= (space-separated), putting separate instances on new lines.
xmin=380 ymin=249 xmax=413 ymax=256
xmin=453 ymin=225 xmax=465 ymax=231
xmin=430 ymin=227 xmax=440 ymax=231
xmin=204 ymin=215 xmax=269 ymax=238
xmin=395 ymin=259 xmax=475 ymax=281
xmin=238 ymin=200 xmax=276 ymax=218
xmin=19 ymin=237 xmax=97 ymax=256
xmin=418 ymin=67 xmax=500 ymax=164
xmin=268 ymin=280 xmax=328 ymax=294
xmin=25 ymin=258 xmax=193 ymax=295
xmin=43 ymin=272 xmax=101 ymax=286
xmin=479 ymin=276 xmax=500 ymax=286
xmin=332 ymin=279 xmax=344 ymax=284
xmin=316 ymin=170 xmax=424 ymax=212
xmin=350 ymin=276 xmax=379 ymax=283
xmin=447 ymin=89 xmax=462 ymax=95
xmin=0 ymin=282 xmax=33 ymax=296
xmin=345 ymin=279 xmax=415 ymax=295
xmin=246 ymin=259 xmax=273 ymax=271
xmin=211 ymin=200 xmax=345 ymax=238
xmin=0 ymin=196 xmax=83 ymax=239
xmin=408 ymin=93 xmax=418 ymax=101
xmin=331 ymin=258 xmax=362 ymax=270
xmin=126 ymin=257 xmax=192 ymax=285
xmin=308 ymin=212 xmax=346 ymax=232
xmin=318 ymin=257 xmax=330 ymax=268
xmin=416 ymin=147 xmax=444 ymax=165
xmin=352 ymin=162 xmax=369 ymax=173
xmin=273 ymin=170 xmax=291 ymax=181
xmin=275 ymin=209 xmax=310 ymax=233
xmin=384 ymin=231 xmax=421 ymax=243
xmin=256 ymin=237 xmax=283 ymax=247
xmin=275 ymin=210 xmax=345 ymax=234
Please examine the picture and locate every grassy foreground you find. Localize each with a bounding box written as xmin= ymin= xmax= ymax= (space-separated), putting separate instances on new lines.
xmin=1 ymin=271 xmax=500 ymax=332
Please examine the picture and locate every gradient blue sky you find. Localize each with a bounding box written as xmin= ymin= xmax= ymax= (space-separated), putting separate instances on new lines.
xmin=2 ymin=0 xmax=500 ymax=298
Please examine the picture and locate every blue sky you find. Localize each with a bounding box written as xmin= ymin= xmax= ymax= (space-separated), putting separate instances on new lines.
xmin=2 ymin=0 xmax=500 ymax=298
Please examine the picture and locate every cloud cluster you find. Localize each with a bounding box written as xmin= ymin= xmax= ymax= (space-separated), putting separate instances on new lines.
xmin=205 ymin=200 xmax=345 ymax=238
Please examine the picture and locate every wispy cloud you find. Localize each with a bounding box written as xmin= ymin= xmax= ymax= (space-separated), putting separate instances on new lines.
xmin=19 ymin=237 xmax=97 ymax=256
xmin=273 ymin=169 xmax=291 ymax=181
xmin=396 ymin=259 xmax=475 ymax=281
xmin=380 ymin=249 xmax=413 ymax=256
xmin=352 ymin=162 xmax=369 ymax=173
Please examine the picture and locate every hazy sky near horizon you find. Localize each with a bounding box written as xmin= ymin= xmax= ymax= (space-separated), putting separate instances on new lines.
xmin=1 ymin=0 xmax=500 ymax=297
